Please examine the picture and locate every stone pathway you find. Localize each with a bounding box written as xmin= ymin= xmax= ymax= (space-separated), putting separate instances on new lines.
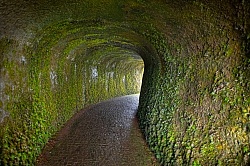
xmin=36 ymin=94 xmax=159 ymax=166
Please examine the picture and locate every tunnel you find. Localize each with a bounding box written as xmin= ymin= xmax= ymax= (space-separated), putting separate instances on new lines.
xmin=0 ymin=0 xmax=250 ymax=165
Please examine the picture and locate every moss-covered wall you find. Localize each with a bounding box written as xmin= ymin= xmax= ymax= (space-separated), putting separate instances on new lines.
xmin=0 ymin=20 xmax=146 ymax=165
xmin=0 ymin=0 xmax=250 ymax=165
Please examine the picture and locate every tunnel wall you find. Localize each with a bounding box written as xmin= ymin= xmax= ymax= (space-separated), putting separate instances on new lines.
xmin=137 ymin=1 xmax=250 ymax=165
xmin=1 ymin=0 xmax=250 ymax=165
xmin=0 ymin=21 xmax=144 ymax=165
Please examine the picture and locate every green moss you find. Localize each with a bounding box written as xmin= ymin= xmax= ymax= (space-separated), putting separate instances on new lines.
xmin=0 ymin=19 xmax=145 ymax=165
xmin=1 ymin=0 xmax=250 ymax=165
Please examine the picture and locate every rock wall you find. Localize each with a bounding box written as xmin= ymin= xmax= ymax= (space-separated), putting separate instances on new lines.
xmin=0 ymin=0 xmax=249 ymax=165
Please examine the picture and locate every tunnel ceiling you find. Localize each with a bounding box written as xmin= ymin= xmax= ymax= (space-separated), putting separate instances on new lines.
xmin=33 ymin=20 xmax=158 ymax=66
xmin=0 ymin=0 xmax=162 ymax=63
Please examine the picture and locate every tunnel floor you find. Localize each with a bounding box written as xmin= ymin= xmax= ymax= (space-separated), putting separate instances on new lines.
xmin=36 ymin=94 xmax=159 ymax=166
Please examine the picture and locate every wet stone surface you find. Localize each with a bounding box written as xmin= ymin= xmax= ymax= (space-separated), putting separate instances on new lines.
xmin=36 ymin=94 xmax=159 ymax=166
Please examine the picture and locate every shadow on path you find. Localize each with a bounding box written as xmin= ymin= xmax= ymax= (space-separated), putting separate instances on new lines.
xmin=36 ymin=94 xmax=159 ymax=166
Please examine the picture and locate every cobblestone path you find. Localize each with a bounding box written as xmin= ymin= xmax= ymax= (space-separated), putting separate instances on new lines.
xmin=36 ymin=94 xmax=159 ymax=166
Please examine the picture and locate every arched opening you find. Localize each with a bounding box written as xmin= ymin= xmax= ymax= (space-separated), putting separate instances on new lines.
xmin=0 ymin=19 xmax=163 ymax=164
xmin=1 ymin=1 xmax=249 ymax=165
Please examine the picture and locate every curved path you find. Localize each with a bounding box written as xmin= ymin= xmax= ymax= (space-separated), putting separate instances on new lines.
xmin=36 ymin=94 xmax=159 ymax=166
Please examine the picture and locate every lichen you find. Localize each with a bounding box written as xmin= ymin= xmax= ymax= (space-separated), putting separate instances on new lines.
xmin=0 ymin=0 xmax=249 ymax=165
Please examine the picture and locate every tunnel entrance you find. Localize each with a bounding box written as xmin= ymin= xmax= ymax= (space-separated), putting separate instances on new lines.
xmin=82 ymin=46 xmax=145 ymax=102
xmin=1 ymin=0 xmax=250 ymax=165
xmin=0 ymin=19 xmax=157 ymax=165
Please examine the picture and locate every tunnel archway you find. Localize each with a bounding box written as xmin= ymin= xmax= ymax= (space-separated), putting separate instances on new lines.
xmin=1 ymin=0 xmax=250 ymax=165
xmin=30 ymin=19 xmax=161 ymax=103
xmin=0 ymin=19 xmax=163 ymax=165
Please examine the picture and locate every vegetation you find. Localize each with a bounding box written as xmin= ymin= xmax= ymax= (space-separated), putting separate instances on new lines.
xmin=0 ymin=0 xmax=249 ymax=165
